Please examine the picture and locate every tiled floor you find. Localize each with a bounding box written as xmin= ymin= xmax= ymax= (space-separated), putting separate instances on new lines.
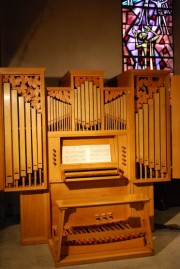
xmin=0 ymin=207 xmax=180 ymax=269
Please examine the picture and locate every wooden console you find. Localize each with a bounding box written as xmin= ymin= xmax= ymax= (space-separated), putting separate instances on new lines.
xmin=49 ymin=194 xmax=153 ymax=266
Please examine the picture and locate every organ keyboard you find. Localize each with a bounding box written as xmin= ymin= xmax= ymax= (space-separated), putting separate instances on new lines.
xmin=61 ymin=166 xmax=122 ymax=181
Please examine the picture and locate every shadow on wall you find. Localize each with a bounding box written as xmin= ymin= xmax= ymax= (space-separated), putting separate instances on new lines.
xmin=1 ymin=0 xmax=48 ymax=66
xmin=0 ymin=191 xmax=20 ymax=228
xmin=45 ymin=77 xmax=62 ymax=87
xmin=154 ymin=180 xmax=180 ymax=210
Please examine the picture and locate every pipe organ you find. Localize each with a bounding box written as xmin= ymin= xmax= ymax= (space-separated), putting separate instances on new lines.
xmin=0 ymin=68 xmax=173 ymax=267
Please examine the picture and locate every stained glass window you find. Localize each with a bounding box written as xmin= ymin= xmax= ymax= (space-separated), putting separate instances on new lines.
xmin=121 ymin=0 xmax=173 ymax=73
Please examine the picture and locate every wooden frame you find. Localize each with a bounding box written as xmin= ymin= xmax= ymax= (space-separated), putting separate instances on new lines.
xmin=171 ymin=75 xmax=180 ymax=179
xmin=20 ymin=191 xmax=50 ymax=245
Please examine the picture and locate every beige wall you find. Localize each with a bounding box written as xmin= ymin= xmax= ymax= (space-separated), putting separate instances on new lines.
xmin=1 ymin=0 xmax=122 ymax=81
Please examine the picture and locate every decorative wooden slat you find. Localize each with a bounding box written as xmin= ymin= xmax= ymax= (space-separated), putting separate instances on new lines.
xmin=85 ymin=81 xmax=90 ymax=128
xmin=53 ymin=99 xmax=57 ymax=131
xmin=135 ymin=113 xmax=139 ymax=163
xmin=159 ymin=87 xmax=167 ymax=175
xmin=74 ymin=88 xmax=78 ymax=130
xmin=11 ymin=90 xmax=20 ymax=186
xmin=148 ymin=98 xmax=155 ymax=178
xmin=93 ymin=85 xmax=98 ymax=128
xmin=138 ymin=108 xmax=143 ymax=179
xmin=19 ymin=96 xmax=26 ymax=186
xmin=65 ymin=103 xmax=67 ymax=131
xmin=97 ymin=87 xmax=101 ymax=128
xmin=89 ymin=81 xmax=94 ymax=129
xmin=31 ymin=107 xmax=38 ymax=185
xmin=154 ymin=92 xmax=161 ymax=177
xmin=59 ymin=101 xmax=62 ymax=130
xmin=143 ymin=104 xmax=149 ymax=178
xmin=4 ymin=83 xmax=13 ymax=186
xmin=123 ymin=95 xmax=127 ymax=127
xmin=37 ymin=112 xmax=43 ymax=184
xmin=112 ymin=99 xmax=115 ymax=129
xmin=77 ymin=86 xmax=81 ymax=128
xmin=25 ymin=102 xmax=32 ymax=186
xmin=50 ymin=97 xmax=54 ymax=131
xmin=117 ymin=97 xmax=121 ymax=129
xmin=47 ymin=96 xmax=51 ymax=131
xmin=105 ymin=103 xmax=108 ymax=130
xmin=120 ymin=96 xmax=124 ymax=129
xmin=81 ymin=83 xmax=85 ymax=129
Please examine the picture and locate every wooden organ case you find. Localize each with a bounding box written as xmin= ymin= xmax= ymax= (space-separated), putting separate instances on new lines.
xmin=47 ymin=70 xmax=155 ymax=266
xmin=0 ymin=68 xmax=172 ymax=267
xmin=113 ymin=70 xmax=171 ymax=183
xmin=0 ymin=68 xmax=50 ymax=244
